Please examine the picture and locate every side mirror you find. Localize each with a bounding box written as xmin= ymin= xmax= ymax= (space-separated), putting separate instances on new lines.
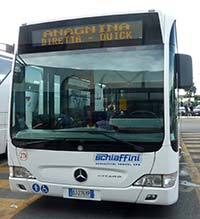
xmin=175 ymin=54 xmax=193 ymax=89
xmin=14 ymin=63 xmax=25 ymax=83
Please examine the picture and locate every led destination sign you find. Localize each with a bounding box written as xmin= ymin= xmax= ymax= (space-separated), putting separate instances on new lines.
xmin=32 ymin=21 xmax=143 ymax=47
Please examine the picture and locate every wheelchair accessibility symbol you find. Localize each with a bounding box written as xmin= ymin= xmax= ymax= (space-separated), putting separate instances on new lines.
xmin=32 ymin=184 xmax=49 ymax=194
xmin=41 ymin=185 xmax=49 ymax=194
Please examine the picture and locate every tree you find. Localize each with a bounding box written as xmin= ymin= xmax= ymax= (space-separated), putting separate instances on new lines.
xmin=184 ymin=83 xmax=197 ymax=97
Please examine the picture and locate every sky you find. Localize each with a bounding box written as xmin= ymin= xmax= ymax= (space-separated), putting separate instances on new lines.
xmin=1 ymin=0 xmax=199 ymax=94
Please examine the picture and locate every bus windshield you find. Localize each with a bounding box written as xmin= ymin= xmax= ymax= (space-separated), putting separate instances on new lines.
xmin=11 ymin=45 xmax=164 ymax=152
xmin=0 ymin=57 xmax=12 ymax=82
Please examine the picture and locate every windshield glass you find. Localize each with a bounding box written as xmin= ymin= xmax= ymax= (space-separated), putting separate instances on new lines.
xmin=0 ymin=56 xmax=12 ymax=82
xmin=11 ymin=45 xmax=164 ymax=152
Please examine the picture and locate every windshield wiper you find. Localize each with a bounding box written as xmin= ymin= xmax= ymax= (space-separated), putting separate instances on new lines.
xmin=14 ymin=130 xmax=144 ymax=152
xmin=88 ymin=130 xmax=144 ymax=152
xmin=13 ymin=138 xmax=64 ymax=147
xmin=54 ymin=130 xmax=144 ymax=152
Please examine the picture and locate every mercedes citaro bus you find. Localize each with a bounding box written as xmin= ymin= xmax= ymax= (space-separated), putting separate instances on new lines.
xmin=8 ymin=10 xmax=192 ymax=205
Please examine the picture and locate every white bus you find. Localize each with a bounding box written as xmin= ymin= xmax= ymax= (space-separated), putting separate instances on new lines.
xmin=8 ymin=10 xmax=192 ymax=205
xmin=0 ymin=43 xmax=14 ymax=155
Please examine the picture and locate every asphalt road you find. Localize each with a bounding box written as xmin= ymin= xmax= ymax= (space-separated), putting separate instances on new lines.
xmin=10 ymin=192 xmax=200 ymax=219
xmin=180 ymin=117 xmax=200 ymax=133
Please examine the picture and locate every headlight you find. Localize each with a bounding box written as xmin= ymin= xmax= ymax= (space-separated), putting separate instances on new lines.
xmin=163 ymin=172 xmax=177 ymax=188
xmin=133 ymin=172 xmax=177 ymax=188
xmin=10 ymin=166 xmax=36 ymax=179
xmin=134 ymin=175 xmax=162 ymax=187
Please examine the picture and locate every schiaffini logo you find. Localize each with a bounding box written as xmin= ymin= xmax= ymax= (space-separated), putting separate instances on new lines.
xmin=95 ymin=153 xmax=142 ymax=166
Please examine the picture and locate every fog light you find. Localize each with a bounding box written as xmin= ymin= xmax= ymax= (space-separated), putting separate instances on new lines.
xmin=145 ymin=194 xmax=157 ymax=200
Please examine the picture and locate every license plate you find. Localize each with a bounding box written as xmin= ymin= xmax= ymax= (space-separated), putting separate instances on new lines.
xmin=68 ymin=188 xmax=94 ymax=199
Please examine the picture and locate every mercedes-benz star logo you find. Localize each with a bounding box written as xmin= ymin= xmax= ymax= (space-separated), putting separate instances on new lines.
xmin=74 ymin=168 xmax=88 ymax=182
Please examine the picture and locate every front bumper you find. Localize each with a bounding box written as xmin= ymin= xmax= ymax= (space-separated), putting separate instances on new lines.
xmin=9 ymin=177 xmax=178 ymax=205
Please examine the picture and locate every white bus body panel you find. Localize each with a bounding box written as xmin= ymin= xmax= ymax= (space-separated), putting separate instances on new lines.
xmin=8 ymin=142 xmax=178 ymax=205
xmin=11 ymin=146 xmax=154 ymax=186
xmin=0 ymin=73 xmax=12 ymax=154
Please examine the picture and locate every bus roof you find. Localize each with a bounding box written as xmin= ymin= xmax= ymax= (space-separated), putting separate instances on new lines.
xmin=0 ymin=43 xmax=14 ymax=59
xmin=20 ymin=9 xmax=165 ymax=27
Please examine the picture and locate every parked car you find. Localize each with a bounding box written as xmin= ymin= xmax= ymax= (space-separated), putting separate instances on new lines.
xmin=193 ymin=105 xmax=200 ymax=116
xmin=178 ymin=106 xmax=186 ymax=116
